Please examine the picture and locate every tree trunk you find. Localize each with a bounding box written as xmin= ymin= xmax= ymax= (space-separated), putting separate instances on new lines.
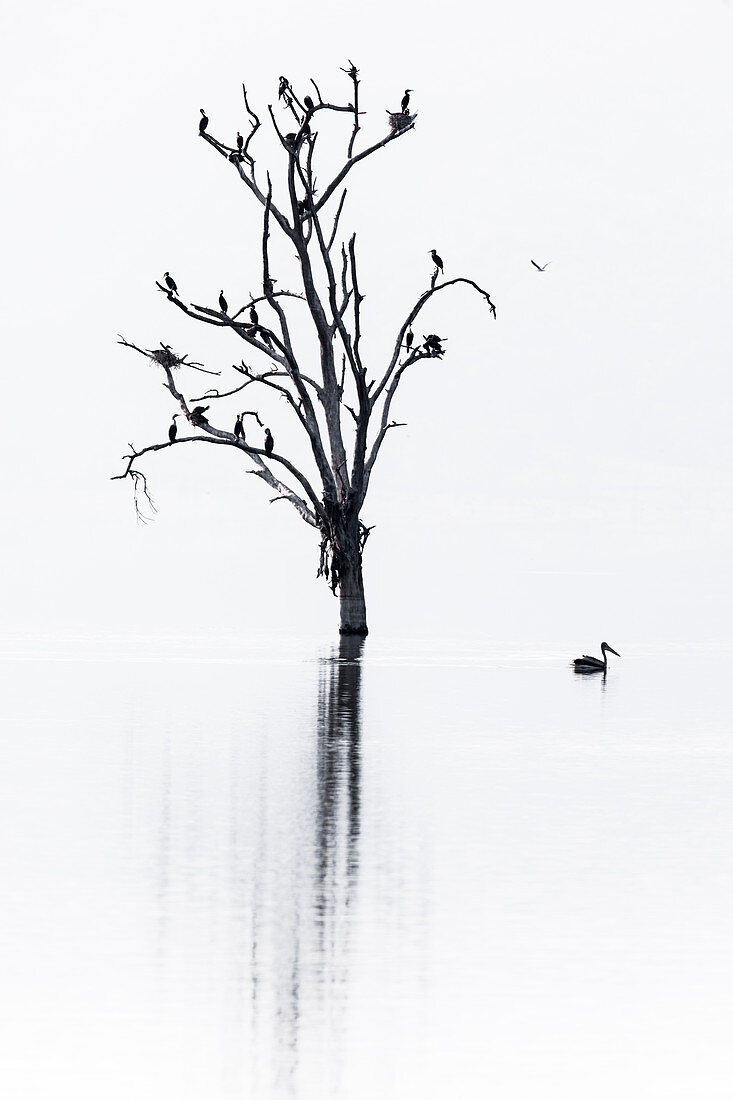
xmin=339 ymin=558 xmax=368 ymax=635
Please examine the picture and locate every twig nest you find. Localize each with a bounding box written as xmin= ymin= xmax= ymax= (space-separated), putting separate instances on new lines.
xmin=387 ymin=110 xmax=417 ymax=133
xmin=150 ymin=347 xmax=182 ymax=370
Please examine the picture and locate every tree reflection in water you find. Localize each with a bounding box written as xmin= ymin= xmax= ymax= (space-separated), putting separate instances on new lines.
xmin=314 ymin=634 xmax=363 ymax=940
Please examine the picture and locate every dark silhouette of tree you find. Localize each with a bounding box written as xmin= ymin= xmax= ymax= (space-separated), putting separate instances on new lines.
xmin=114 ymin=63 xmax=497 ymax=635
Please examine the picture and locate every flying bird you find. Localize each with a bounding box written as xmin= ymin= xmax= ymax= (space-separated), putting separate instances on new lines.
xmin=531 ymin=260 xmax=551 ymax=271
xmin=199 ymin=108 xmax=208 ymax=134
xmin=401 ymin=89 xmax=413 ymax=113
xmin=219 ymin=290 xmax=228 ymax=314
xmin=163 ymin=271 xmax=178 ymax=295
xmin=168 ymin=414 xmax=179 ymax=443
xmin=430 ymin=248 xmax=443 ymax=273
xmin=264 ymin=428 xmax=274 ymax=455
xmin=573 ymin=642 xmax=620 ymax=673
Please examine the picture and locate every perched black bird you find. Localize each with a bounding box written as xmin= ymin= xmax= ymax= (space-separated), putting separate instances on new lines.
xmin=259 ymin=329 xmax=273 ymax=348
xmin=234 ymin=413 xmax=245 ymax=440
xmin=284 ymin=133 xmax=298 ymax=149
xmin=264 ymin=428 xmax=274 ymax=455
xmin=278 ymin=76 xmax=289 ymax=100
xmin=401 ymin=89 xmax=413 ymax=113
xmin=531 ymin=260 xmax=551 ymax=272
xmin=303 ymin=95 xmax=314 ymax=113
xmin=405 ymin=328 xmax=414 ymax=351
xmin=430 ymin=249 xmax=444 ymax=273
xmin=236 ymin=132 xmax=243 ymax=153
xmin=199 ymin=108 xmax=208 ymax=134
xmin=249 ymin=304 xmax=259 ymax=326
xmin=168 ymin=414 xmax=179 ymax=443
xmin=297 ymin=198 xmax=309 ymax=217
xmin=190 ymin=405 xmax=210 ymax=426
xmin=424 ymin=334 xmax=445 ymax=355
xmin=163 ymin=271 xmax=178 ymax=295
xmin=219 ymin=290 xmax=228 ymax=314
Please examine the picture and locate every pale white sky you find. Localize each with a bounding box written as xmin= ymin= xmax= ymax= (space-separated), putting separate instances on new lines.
xmin=1 ymin=0 xmax=731 ymax=644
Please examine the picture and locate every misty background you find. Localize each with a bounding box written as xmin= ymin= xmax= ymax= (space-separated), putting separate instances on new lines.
xmin=1 ymin=0 xmax=731 ymax=647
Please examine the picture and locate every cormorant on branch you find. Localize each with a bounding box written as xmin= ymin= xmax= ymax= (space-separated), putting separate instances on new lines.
xmin=190 ymin=405 xmax=210 ymax=426
xmin=219 ymin=290 xmax=228 ymax=314
xmin=430 ymin=249 xmax=443 ymax=273
xmin=303 ymin=95 xmax=314 ymax=113
xmin=423 ymin=334 xmax=446 ymax=355
xmin=297 ymin=198 xmax=309 ymax=217
xmin=401 ymin=89 xmax=413 ymax=113
xmin=234 ymin=413 xmax=245 ymax=440
xmin=531 ymin=260 xmax=551 ymax=271
xmin=236 ymin=132 xmax=243 ymax=153
xmin=168 ymin=414 xmax=179 ymax=442
xmin=264 ymin=428 xmax=274 ymax=455
xmin=249 ymin=305 xmax=259 ymax=326
xmin=199 ymin=108 xmax=208 ymax=134
xmin=278 ymin=76 xmax=289 ymax=100
xmin=163 ymin=271 xmax=178 ymax=295
xmin=405 ymin=328 xmax=414 ymax=351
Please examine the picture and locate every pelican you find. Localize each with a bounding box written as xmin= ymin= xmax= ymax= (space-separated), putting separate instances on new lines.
xmin=573 ymin=642 xmax=620 ymax=673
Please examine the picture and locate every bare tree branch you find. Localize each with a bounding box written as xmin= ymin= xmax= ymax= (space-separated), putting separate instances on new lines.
xmin=314 ymin=122 xmax=414 ymax=214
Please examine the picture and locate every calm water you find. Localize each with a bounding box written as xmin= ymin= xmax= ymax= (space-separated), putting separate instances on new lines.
xmin=1 ymin=636 xmax=732 ymax=1098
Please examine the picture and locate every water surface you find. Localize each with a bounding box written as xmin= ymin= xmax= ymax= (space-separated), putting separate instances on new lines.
xmin=1 ymin=637 xmax=731 ymax=1098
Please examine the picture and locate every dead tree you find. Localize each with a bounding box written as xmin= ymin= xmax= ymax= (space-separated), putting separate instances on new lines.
xmin=114 ymin=63 xmax=497 ymax=636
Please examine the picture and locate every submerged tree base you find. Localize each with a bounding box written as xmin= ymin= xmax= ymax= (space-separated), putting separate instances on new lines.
xmin=340 ymin=623 xmax=369 ymax=636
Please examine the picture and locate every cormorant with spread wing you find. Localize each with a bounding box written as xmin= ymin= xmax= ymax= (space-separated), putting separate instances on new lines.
xmin=163 ymin=271 xmax=178 ymax=295
xmin=219 ymin=290 xmax=228 ymax=314
xmin=190 ymin=405 xmax=210 ymax=427
xmin=430 ymin=248 xmax=443 ymax=273
xmin=264 ymin=428 xmax=274 ymax=455
xmin=199 ymin=109 xmax=208 ymax=134
xmin=401 ymin=89 xmax=413 ymax=113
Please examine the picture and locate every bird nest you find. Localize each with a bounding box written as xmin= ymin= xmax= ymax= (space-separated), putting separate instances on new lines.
xmin=387 ymin=110 xmax=417 ymax=133
xmin=150 ymin=346 xmax=182 ymax=370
